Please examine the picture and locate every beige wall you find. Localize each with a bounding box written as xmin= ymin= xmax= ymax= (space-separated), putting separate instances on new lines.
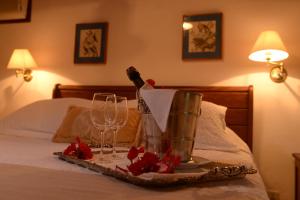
xmin=0 ymin=0 xmax=300 ymax=199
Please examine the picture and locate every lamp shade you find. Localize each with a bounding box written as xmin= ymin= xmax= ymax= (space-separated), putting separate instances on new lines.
xmin=249 ymin=31 xmax=289 ymax=62
xmin=7 ymin=49 xmax=37 ymax=69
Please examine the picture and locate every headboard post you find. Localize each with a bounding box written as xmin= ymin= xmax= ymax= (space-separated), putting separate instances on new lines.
xmin=53 ymin=84 xmax=62 ymax=99
xmin=247 ymin=85 xmax=253 ymax=150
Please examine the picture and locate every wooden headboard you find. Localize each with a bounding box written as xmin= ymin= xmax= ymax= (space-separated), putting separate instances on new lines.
xmin=53 ymin=84 xmax=253 ymax=150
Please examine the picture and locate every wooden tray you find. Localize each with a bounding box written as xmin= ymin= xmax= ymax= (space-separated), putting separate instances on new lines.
xmin=54 ymin=152 xmax=257 ymax=187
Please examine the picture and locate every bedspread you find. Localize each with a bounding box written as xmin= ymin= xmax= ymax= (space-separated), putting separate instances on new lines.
xmin=0 ymin=163 xmax=267 ymax=200
xmin=0 ymin=131 xmax=269 ymax=200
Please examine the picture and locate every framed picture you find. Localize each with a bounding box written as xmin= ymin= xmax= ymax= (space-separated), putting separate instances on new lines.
xmin=0 ymin=0 xmax=32 ymax=24
xmin=182 ymin=13 xmax=222 ymax=59
xmin=74 ymin=22 xmax=108 ymax=64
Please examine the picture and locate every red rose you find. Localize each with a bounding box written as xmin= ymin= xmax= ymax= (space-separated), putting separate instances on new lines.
xmin=127 ymin=146 xmax=144 ymax=162
xmin=63 ymin=137 xmax=93 ymax=160
xmin=63 ymin=143 xmax=76 ymax=155
xmin=77 ymin=141 xmax=93 ymax=160
xmin=124 ymin=146 xmax=181 ymax=176
xmin=146 ymin=79 xmax=155 ymax=87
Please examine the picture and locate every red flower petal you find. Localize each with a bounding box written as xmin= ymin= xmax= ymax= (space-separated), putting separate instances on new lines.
xmin=127 ymin=146 xmax=144 ymax=161
xmin=160 ymin=152 xmax=181 ymax=173
xmin=63 ymin=137 xmax=93 ymax=160
xmin=141 ymin=152 xmax=160 ymax=172
xmin=142 ymin=152 xmax=159 ymax=165
xmin=120 ymin=146 xmax=181 ymax=176
xmin=63 ymin=143 xmax=76 ymax=155
xmin=127 ymin=160 xmax=144 ymax=176
xmin=137 ymin=146 xmax=145 ymax=154
xmin=78 ymin=142 xmax=93 ymax=159
xmin=127 ymin=146 xmax=139 ymax=161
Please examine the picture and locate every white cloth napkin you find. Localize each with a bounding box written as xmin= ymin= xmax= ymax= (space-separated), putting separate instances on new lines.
xmin=140 ymin=88 xmax=177 ymax=132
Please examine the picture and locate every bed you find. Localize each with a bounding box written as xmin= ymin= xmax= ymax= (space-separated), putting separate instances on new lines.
xmin=0 ymin=84 xmax=269 ymax=200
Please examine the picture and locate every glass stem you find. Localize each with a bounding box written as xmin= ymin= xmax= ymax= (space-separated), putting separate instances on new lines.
xmin=99 ymin=130 xmax=104 ymax=160
xmin=113 ymin=128 xmax=117 ymax=157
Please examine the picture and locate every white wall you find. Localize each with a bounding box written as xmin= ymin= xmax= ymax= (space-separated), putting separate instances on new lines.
xmin=0 ymin=0 xmax=300 ymax=199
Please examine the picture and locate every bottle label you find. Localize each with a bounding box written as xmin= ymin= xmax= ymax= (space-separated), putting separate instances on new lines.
xmin=136 ymin=91 xmax=151 ymax=114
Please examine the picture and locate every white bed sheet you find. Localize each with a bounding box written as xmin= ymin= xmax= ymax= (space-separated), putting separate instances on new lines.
xmin=0 ymin=128 xmax=269 ymax=200
xmin=0 ymin=129 xmax=92 ymax=174
xmin=0 ymin=127 xmax=250 ymax=171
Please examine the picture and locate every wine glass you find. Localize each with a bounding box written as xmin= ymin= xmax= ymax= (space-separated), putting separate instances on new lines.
xmin=111 ymin=96 xmax=128 ymax=158
xmin=105 ymin=95 xmax=117 ymax=127
xmin=103 ymin=94 xmax=117 ymax=154
xmin=90 ymin=93 xmax=116 ymax=162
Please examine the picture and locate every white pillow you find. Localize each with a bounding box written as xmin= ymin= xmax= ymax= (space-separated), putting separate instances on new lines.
xmin=0 ymin=98 xmax=138 ymax=135
xmin=224 ymin=127 xmax=250 ymax=153
xmin=194 ymin=101 xmax=239 ymax=152
xmin=0 ymin=98 xmax=92 ymax=134
xmin=200 ymin=101 xmax=227 ymax=130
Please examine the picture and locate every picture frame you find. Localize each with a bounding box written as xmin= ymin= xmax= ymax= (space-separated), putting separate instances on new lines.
xmin=74 ymin=22 xmax=108 ymax=64
xmin=182 ymin=13 xmax=222 ymax=60
xmin=0 ymin=0 xmax=32 ymax=24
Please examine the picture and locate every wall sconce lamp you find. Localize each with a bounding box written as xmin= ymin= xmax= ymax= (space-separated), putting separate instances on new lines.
xmin=249 ymin=31 xmax=289 ymax=83
xmin=7 ymin=49 xmax=37 ymax=82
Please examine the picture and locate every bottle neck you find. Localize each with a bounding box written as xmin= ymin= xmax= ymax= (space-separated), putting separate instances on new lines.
xmin=133 ymin=78 xmax=145 ymax=89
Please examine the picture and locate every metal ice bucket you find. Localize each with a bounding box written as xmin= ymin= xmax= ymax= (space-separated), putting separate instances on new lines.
xmin=142 ymin=91 xmax=202 ymax=162
xmin=142 ymin=113 xmax=169 ymax=157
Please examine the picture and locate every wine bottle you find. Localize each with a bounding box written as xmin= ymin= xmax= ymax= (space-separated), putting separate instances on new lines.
xmin=126 ymin=66 xmax=150 ymax=113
